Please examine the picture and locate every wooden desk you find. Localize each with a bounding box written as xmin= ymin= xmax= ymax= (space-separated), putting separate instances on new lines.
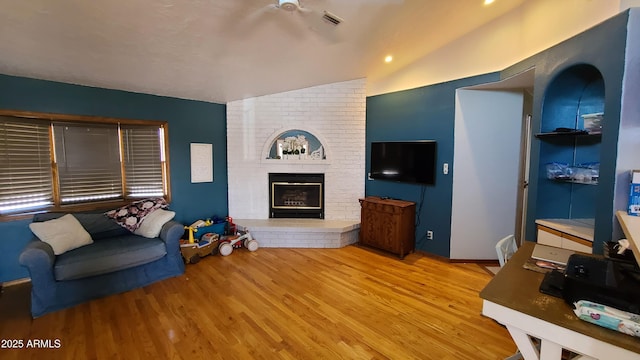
xmin=480 ymin=241 xmax=640 ymax=360
xmin=616 ymin=210 xmax=640 ymax=267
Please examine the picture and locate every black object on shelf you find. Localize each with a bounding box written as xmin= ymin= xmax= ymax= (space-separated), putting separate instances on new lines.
xmin=535 ymin=129 xmax=600 ymax=138
xmin=549 ymin=177 xmax=598 ymax=185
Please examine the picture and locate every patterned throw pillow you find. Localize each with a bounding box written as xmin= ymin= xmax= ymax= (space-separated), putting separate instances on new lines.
xmin=105 ymin=198 xmax=169 ymax=232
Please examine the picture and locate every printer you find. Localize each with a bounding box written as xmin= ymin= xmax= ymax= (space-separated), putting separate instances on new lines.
xmin=562 ymin=253 xmax=640 ymax=315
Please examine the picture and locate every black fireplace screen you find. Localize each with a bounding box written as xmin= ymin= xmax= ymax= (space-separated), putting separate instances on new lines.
xmin=269 ymin=173 xmax=324 ymax=218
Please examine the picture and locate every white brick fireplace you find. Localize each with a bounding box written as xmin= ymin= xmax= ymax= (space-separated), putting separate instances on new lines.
xmin=226 ymin=78 xmax=366 ymax=247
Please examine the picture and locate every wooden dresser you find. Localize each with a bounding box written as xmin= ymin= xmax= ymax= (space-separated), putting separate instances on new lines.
xmin=358 ymin=196 xmax=416 ymax=258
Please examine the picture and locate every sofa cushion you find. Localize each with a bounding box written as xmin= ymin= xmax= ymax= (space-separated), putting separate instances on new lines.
xmin=134 ymin=209 xmax=176 ymax=238
xmin=29 ymin=214 xmax=94 ymax=255
xmin=54 ymin=234 xmax=167 ymax=281
xmin=34 ymin=212 xmax=130 ymax=240
xmin=105 ymin=198 xmax=169 ymax=232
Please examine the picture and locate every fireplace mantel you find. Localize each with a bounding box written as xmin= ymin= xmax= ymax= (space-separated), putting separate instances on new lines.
xmin=261 ymin=158 xmax=331 ymax=165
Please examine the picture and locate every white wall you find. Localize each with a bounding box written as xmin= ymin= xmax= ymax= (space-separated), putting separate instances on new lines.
xmin=368 ymin=0 xmax=631 ymax=97
xmin=450 ymin=89 xmax=524 ymax=260
xmin=226 ymin=78 xmax=366 ymax=221
xmin=614 ymin=8 xmax=640 ymax=239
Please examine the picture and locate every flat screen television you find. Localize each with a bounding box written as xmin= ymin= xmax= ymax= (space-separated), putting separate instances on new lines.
xmin=369 ymin=141 xmax=437 ymax=185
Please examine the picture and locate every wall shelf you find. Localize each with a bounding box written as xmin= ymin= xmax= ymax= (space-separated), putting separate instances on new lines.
xmin=264 ymin=129 xmax=326 ymax=161
xmin=261 ymin=158 xmax=330 ymax=165
xmin=534 ymin=63 xmax=604 ymax=225
xmin=535 ymin=131 xmax=600 ymax=139
xmin=548 ymin=178 xmax=598 ymax=185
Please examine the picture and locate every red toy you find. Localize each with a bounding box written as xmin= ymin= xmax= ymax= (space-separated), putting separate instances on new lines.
xmin=226 ymin=216 xmax=237 ymax=235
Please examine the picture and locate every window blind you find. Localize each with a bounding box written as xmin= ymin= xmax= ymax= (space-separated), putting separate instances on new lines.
xmin=0 ymin=117 xmax=53 ymax=214
xmin=53 ymin=123 xmax=123 ymax=204
xmin=121 ymin=125 xmax=165 ymax=198
xmin=0 ymin=110 xmax=171 ymax=218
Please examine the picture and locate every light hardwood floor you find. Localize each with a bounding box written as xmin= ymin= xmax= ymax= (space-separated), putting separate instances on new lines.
xmin=0 ymin=245 xmax=516 ymax=359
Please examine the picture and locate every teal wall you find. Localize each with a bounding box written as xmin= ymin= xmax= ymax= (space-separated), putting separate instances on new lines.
xmin=0 ymin=74 xmax=228 ymax=282
xmin=366 ymin=10 xmax=630 ymax=258
xmin=1 ymin=10 xmax=632 ymax=280
xmin=504 ymin=11 xmax=628 ymax=255
xmin=365 ymin=73 xmax=499 ymax=258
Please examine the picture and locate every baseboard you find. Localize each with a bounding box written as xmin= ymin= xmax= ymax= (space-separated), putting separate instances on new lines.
xmin=1 ymin=277 xmax=31 ymax=288
xmin=450 ymin=259 xmax=500 ymax=266
xmin=414 ymin=249 xmax=451 ymax=263
xmin=414 ymin=250 xmax=500 ymax=266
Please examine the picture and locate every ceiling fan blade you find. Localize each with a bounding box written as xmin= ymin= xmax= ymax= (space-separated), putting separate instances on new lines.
xmin=273 ymin=10 xmax=308 ymax=40
xmin=245 ymin=3 xmax=279 ymax=23
xmin=231 ymin=3 xmax=287 ymax=38
xmin=237 ymin=1 xmax=346 ymax=43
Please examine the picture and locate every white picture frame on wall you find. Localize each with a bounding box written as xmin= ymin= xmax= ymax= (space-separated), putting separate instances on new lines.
xmin=190 ymin=143 xmax=213 ymax=183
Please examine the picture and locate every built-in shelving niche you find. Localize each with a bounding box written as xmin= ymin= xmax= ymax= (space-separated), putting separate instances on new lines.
xmin=536 ymin=64 xmax=604 ymax=220
xmin=262 ymin=129 xmax=327 ymax=164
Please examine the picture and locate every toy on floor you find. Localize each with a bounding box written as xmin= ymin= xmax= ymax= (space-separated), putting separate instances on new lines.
xmin=218 ymin=229 xmax=259 ymax=256
xmin=184 ymin=219 xmax=212 ymax=244
xmin=180 ymin=233 xmax=220 ymax=264
xmin=180 ymin=219 xmax=218 ymax=264
xmin=226 ymin=216 xmax=237 ymax=235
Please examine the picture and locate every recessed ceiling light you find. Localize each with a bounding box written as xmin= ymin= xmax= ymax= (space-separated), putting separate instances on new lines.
xmin=384 ymin=55 xmax=393 ymax=63
xmin=484 ymin=0 xmax=495 ymax=5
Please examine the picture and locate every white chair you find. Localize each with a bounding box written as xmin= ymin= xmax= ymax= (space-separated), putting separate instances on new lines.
xmin=496 ymin=234 xmax=518 ymax=267
xmin=495 ymin=234 xmax=531 ymax=360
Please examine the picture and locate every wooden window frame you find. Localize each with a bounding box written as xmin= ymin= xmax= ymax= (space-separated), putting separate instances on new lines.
xmin=0 ymin=109 xmax=172 ymax=221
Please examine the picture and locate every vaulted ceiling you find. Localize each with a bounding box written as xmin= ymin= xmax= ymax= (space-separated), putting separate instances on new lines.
xmin=0 ymin=0 xmax=529 ymax=103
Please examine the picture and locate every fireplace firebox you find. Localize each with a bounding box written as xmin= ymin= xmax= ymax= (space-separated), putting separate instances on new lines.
xmin=269 ymin=173 xmax=324 ymax=219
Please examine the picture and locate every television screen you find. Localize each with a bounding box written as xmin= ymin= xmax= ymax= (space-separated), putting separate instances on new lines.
xmin=369 ymin=141 xmax=437 ymax=185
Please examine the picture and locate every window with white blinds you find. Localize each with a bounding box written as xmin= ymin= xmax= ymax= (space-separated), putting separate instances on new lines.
xmin=121 ymin=125 xmax=166 ymax=198
xmin=0 ymin=117 xmax=54 ymax=213
xmin=0 ymin=111 xmax=170 ymax=218
xmin=53 ymin=123 xmax=123 ymax=204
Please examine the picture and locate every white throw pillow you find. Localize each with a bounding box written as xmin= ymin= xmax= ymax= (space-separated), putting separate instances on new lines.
xmin=133 ymin=209 xmax=176 ymax=238
xmin=29 ymin=214 xmax=94 ymax=255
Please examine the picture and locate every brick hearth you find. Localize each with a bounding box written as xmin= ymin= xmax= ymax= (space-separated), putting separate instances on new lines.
xmin=234 ymin=219 xmax=360 ymax=248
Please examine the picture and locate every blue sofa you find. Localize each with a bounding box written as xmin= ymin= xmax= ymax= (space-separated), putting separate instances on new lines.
xmin=19 ymin=212 xmax=185 ymax=318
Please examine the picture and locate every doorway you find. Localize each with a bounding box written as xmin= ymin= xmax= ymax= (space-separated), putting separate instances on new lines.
xmin=449 ymin=68 xmax=535 ymax=260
